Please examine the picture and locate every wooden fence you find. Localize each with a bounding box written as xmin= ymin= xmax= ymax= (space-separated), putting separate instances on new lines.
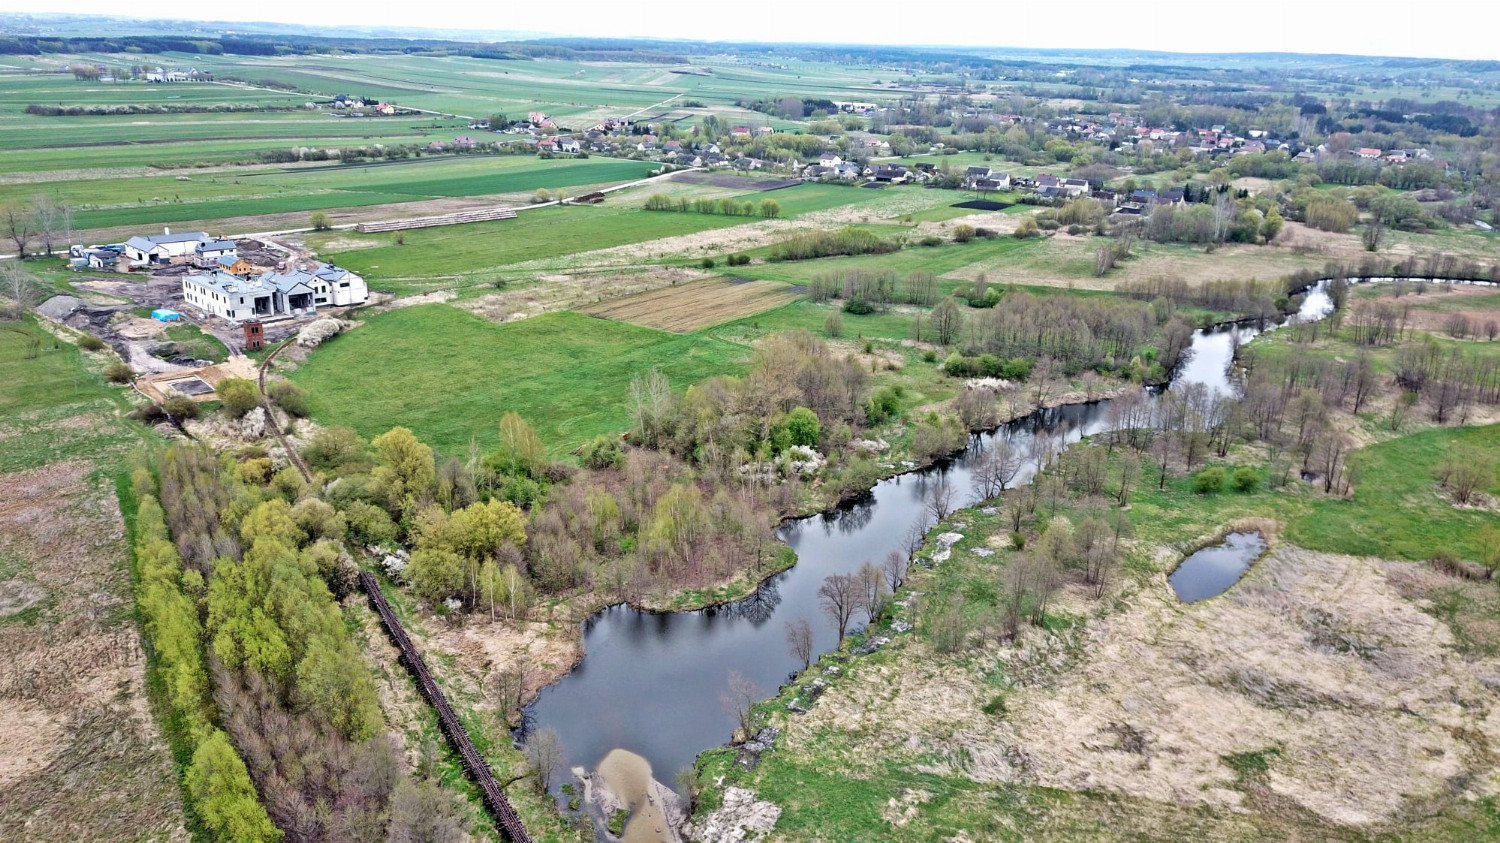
xmin=358 ymin=571 xmax=533 ymax=843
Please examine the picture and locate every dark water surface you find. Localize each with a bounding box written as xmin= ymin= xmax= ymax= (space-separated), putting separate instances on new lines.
xmin=522 ymin=280 xmax=1346 ymax=805
xmin=1167 ymin=531 xmax=1268 ymax=602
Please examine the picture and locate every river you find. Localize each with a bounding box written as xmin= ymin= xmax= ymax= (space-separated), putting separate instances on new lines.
xmin=522 ymin=280 xmax=1341 ymax=828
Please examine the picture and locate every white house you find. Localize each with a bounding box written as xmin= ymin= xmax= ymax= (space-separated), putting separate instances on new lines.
xmin=182 ymin=271 xmax=276 ymax=322
xmin=181 ymin=262 xmax=367 ymax=322
xmin=311 ymin=264 xmax=369 ymax=307
xmin=193 ymin=238 xmax=237 ymax=267
xmin=123 ymin=229 xmax=217 ymax=266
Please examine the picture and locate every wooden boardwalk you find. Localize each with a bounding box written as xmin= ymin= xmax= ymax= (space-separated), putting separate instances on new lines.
xmin=358 ymin=571 xmax=533 ymax=843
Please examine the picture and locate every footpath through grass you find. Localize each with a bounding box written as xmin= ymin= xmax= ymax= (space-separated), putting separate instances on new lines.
xmin=290 ymin=305 xmax=750 ymax=456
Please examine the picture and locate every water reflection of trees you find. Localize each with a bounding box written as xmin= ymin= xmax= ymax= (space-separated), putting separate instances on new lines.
xmin=723 ymin=580 xmax=782 ymax=625
xmin=824 ymin=495 xmax=875 ymax=534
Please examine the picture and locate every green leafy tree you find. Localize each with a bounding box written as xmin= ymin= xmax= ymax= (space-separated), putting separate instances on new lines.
xmin=215 ymin=377 xmax=262 ymax=418
xmin=490 ymin=411 xmax=546 ymax=479
xmin=186 ymin=731 xmax=282 ymax=843
xmin=784 ymin=406 xmax=821 ymax=448
xmin=372 ymin=426 xmax=436 ymax=518
xmin=406 ymin=547 xmax=466 ymax=604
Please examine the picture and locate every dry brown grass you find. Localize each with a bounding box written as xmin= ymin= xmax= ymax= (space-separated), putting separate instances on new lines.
xmin=460 ymin=267 xmax=714 ymax=323
xmin=580 ymin=279 xmax=801 ymax=333
xmin=785 ymin=545 xmax=1500 ymax=833
xmin=0 ymin=461 xmax=187 ymax=842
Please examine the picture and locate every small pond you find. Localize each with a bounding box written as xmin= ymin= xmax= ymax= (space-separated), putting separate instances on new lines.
xmin=1168 ymin=531 xmax=1268 ymax=602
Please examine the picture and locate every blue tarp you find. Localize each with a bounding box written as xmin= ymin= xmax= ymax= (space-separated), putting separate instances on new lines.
xmin=151 ymin=309 xmax=181 ymax=322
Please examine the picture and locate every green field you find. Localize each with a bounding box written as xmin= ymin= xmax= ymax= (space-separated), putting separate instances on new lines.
xmin=311 ymin=204 xmax=748 ymax=292
xmin=7 ymin=156 xmax=655 ymax=231
xmin=0 ymin=317 xmax=144 ymax=473
xmin=289 ymin=305 xmax=750 ymax=456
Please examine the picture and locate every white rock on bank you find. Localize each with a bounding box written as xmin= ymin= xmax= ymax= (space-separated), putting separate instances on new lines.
xmin=688 ymin=787 xmax=781 ymax=843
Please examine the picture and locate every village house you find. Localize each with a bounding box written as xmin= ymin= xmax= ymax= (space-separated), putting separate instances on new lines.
xmin=215 ymin=254 xmax=255 ymax=276
xmin=1356 ymin=147 xmax=1384 ymax=160
xmin=122 ymin=230 xmax=224 ymax=267
xmin=558 ymin=137 xmax=581 ymax=153
xmin=193 ymin=239 xmax=238 ymax=268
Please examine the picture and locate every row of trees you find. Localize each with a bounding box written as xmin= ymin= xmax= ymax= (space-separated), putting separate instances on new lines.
xmin=142 ymin=444 xmax=469 ymax=842
xmin=643 ymin=193 xmax=782 ymax=218
xmin=2 ymin=196 xmax=74 ymax=258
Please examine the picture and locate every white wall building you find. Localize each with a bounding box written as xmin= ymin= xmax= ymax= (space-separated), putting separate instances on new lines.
xmin=180 ymin=262 xmax=367 ymax=322
xmin=123 ymin=229 xmax=226 ymax=267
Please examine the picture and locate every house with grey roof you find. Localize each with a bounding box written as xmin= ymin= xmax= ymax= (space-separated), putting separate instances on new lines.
xmin=193 ymin=239 xmax=237 ymax=267
xmin=182 ymin=271 xmax=277 ymax=322
xmin=180 ymin=262 xmax=367 ymax=322
xmin=123 ymin=229 xmax=216 ymax=266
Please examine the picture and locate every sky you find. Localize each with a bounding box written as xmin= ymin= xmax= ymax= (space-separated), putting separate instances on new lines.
xmin=7 ymin=0 xmax=1498 ymax=62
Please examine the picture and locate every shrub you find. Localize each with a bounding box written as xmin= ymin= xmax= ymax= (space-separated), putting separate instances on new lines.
xmin=975 ymin=227 xmax=999 ymax=239
xmin=162 ymin=395 xmax=200 ymax=420
xmin=267 ymin=380 xmax=310 ymax=417
xmin=1013 ymin=216 xmax=1040 ymax=239
xmin=1193 ymin=466 xmax=1226 ymax=495
xmin=919 ymin=235 xmax=943 ymax=247
xmin=953 ymin=224 xmax=976 ymax=243
xmin=921 ymin=349 xmax=938 ymax=364
xmin=215 ymin=377 xmax=262 ymax=419
xmin=866 ymin=386 xmax=901 ymax=424
xmin=580 ymin=435 xmax=624 ymax=470
xmin=303 ymin=426 xmax=369 ymax=473
xmin=824 ymin=310 xmax=844 ymax=338
xmin=842 ymin=298 xmax=875 ymax=315
xmin=310 ymin=211 xmax=332 ymax=230
xmin=768 ymin=227 xmax=896 ymax=261
xmin=701 ymin=257 xmax=716 ymax=269
xmin=77 ymin=334 xmax=106 ymax=351
xmin=1067 ymin=224 xmax=1085 ymax=235
xmin=1231 ymin=467 xmax=1259 ymax=493
xmin=1010 ymin=531 xmax=1025 ymax=550
xmin=728 ymin=253 xmax=751 ymax=266
xmin=783 ymin=407 xmax=822 ymax=448
xmin=105 ymin=361 xmax=135 ymax=383
xmin=344 ymin=501 xmax=398 ymax=545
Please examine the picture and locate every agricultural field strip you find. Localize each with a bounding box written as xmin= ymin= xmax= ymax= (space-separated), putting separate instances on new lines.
xmin=580 ymin=278 xmax=802 ymax=333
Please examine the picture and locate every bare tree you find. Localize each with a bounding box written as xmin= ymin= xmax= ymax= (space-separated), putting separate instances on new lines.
xmin=881 ymin=548 xmax=909 ymax=594
xmin=926 ymin=476 xmax=955 ymax=523
xmin=903 ymin=514 xmax=931 ymax=559
xmin=818 ymin=572 xmax=863 ymax=645
xmin=720 ymin=670 xmax=761 ymax=739
xmin=1 ymin=201 xmax=32 ymax=258
xmin=1 ymin=263 xmax=38 ymax=316
xmin=491 ymin=655 xmax=530 ymax=725
xmin=1030 ymin=357 xmax=1060 ymax=409
xmin=524 ymin=727 xmax=564 ymax=793
xmin=1116 ymin=455 xmax=1140 ymax=506
xmin=974 ymin=438 xmax=1022 ymax=499
xmin=31 ymin=194 xmax=67 ymax=257
xmin=857 ymin=560 xmax=889 ymax=622
xmin=784 ymin=618 xmax=814 ymax=671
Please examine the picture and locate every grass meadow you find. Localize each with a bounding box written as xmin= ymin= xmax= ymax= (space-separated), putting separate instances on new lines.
xmin=289 ymin=305 xmax=751 ymax=456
